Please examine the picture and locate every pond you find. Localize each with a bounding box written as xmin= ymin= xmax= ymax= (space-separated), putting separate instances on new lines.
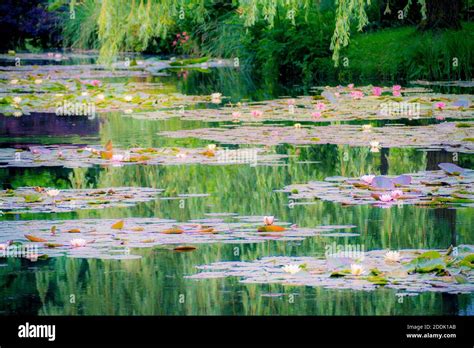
xmin=0 ymin=56 xmax=473 ymax=316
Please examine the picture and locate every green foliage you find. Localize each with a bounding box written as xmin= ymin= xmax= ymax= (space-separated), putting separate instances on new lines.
xmin=341 ymin=22 xmax=473 ymax=82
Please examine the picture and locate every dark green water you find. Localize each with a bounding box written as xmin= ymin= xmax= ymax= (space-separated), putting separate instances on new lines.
xmin=1 ymin=67 xmax=473 ymax=315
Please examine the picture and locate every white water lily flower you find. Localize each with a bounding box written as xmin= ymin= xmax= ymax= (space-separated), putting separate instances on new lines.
xmin=211 ymin=93 xmax=222 ymax=104
xmin=96 ymin=94 xmax=105 ymax=101
xmin=263 ymin=216 xmax=274 ymax=225
xmin=282 ymin=264 xmax=301 ymax=275
xmin=0 ymin=243 xmax=8 ymax=250
xmin=13 ymin=111 xmax=22 ymax=117
xmin=294 ymin=123 xmax=301 ymax=129
xmin=54 ymin=93 xmax=64 ymax=98
xmin=13 ymin=97 xmax=22 ymax=104
xmin=124 ymin=109 xmax=133 ymax=114
xmin=384 ymin=250 xmax=401 ymax=262
xmin=176 ymin=153 xmax=187 ymax=159
xmin=46 ymin=189 xmax=60 ymax=197
xmin=124 ymin=95 xmax=133 ymax=102
xmin=362 ymin=124 xmax=372 ymax=132
xmin=370 ymin=140 xmax=381 ymax=153
xmin=207 ymin=144 xmax=217 ymax=151
xmin=70 ymin=239 xmax=87 ymax=248
xmin=111 ymin=154 xmax=124 ymax=162
xmin=350 ymin=263 xmax=365 ymax=276
xmin=10 ymin=79 xmax=19 ymax=84
xmin=34 ymin=79 xmax=43 ymax=84
xmin=81 ymin=91 xmax=89 ymax=97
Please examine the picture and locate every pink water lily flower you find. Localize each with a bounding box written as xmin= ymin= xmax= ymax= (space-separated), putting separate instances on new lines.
xmin=351 ymin=91 xmax=364 ymax=99
xmin=390 ymin=189 xmax=403 ymax=199
xmin=436 ymin=115 xmax=445 ymax=121
xmin=287 ymin=99 xmax=296 ymax=106
xmin=361 ymin=175 xmax=375 ymax=185
xmin=263 ymin=216 xmax=274 ymax=225
xmin=251 ymin=110 xmax=263 ymax=117
xmin=372 ymin=87 xmax=382 ymax=96
xmin=379 ymin=194 xmax=393 ymax=202
xmin=348 ymin=84 xmax=354 ymax=89
xmin=435 ymin=102 xmax=446 ymax=110
xmin=232 ymin=111 xmax=241 ymax=118
xmin=315 ymin=102 xmax=326 ymax=110
xmin=392 ymin=91 xmax=401 ymax=97
xmin=392 ymin=85 xmax=402 ymax=91
xmin=312 ymin=111 xmax=321 ymax=119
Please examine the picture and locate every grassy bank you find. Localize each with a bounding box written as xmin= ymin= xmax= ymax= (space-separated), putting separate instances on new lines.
xmin=335 ymin=22 xmax=473 ymax=83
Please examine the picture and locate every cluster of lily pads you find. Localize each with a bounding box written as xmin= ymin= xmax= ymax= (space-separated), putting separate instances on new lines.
xmin=133 ymin=85 xmax=473 ymax=123
xmin=0 ymin=141 xmax=285 ymax=168
xmin=281 ymin=163 xmax=474 ymax=208
xmin=0 ymin=216 xmax=356 ymax=260
xmin=0 ymin=186 xmax=165 ymax=213
xmin=160 ymin=121 xmax=474 ymax=154
xmin=187 ymin=245 xmax=474 ymax=294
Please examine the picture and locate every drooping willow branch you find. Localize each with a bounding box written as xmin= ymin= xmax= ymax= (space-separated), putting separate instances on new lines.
xmin=55 ymin=0 xmax=427 ymax=66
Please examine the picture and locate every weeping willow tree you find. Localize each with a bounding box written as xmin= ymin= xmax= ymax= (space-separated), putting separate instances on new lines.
xmin=59 ymin=0 xmax=439 ymax=66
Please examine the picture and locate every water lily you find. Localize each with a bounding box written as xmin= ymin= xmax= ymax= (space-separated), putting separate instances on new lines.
xmin=89 ymin=80 xmax=101 ymax=87
xmin=372 ymin=86 xmax=382 ymax=96
xmin=348 ymin=84 xmax=354 ymax=89
xmin=361 ymin=175 xmax=375 ymax=185
xmin=294 ymin=123 xmax=301 ymax=129
xmin=0 ymin=243 xmax=8 ymax=250
xmin=351 ymin=91 xmax=364 ymax=99
xmin=312 ymin=111 xmax=321 ymax=119
xmin=176 ymin=153 xmax=187 ymax=159
xmin=13 ymin=111 xmax=22 ymax=117
xmin=362 ymin=124 xmax=372 ymax=132
xmin=112 ymin=154 xmax=124 ymax=162
xmin=34 ymin=79 xmax=43 ymax=84
xmin=81 ymin=91 xmax=89 ymax=97
xmin=96 ymin=94 xmax=105 ymax=101
xmin=390 ymin=189 xmax=403 ymax=199
xmin=392 ymin=85 xmax=402 ymax=91
xmin=384 ymin=250 xmax=401 ymax=262
xmin=124 ymin=109 xmax=133 ymax=114
xmin=70 ymin=239 xmax=87 ymax=248
xmin=393 ymin=91 xmax=401 ymax=97
xmin=46 ymin=189 xmax=60 ymax=197
xmin=263 ymin=216 xmax=274 ymax=225
xmin=369 ymin=141 xmax=381 ymax=153
xmin=54 ymin=53 xmax=62 ymax=59
xmin=350 ymin=263 xmax=365 ymax=276
xmin=435 ymin=102 xmax=446 ymax=110
xmin=13 ymin=96 xmax=22 ymax=104
xmin=211 ymin=93 xmax=222 ymax=103
xmin=436 ymin=115 xmax=445 ymax=121
xmin=207 ymin=144 xmax=217 ymax=151
xmin=287 ymin=99 xmax=296 ymax=106
xmin=251 ymin=110 xmax=263 ymax=117
xmin=282 ymin=264 xmax=301 ymax=274
xmin=379 ymin=194 xmax=393 ymax=202
xmin=54 ymin=93 xmax=64 ymax=98
xmin=232 ymin=111 xmax=241 ymax=119
xmin=10 ymin=79 xmax=18 ymax=84
xmin=124 ymin=95 xmax=133 ymax=102
xmin=315 ymin=102 xmax=326 ymax=110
